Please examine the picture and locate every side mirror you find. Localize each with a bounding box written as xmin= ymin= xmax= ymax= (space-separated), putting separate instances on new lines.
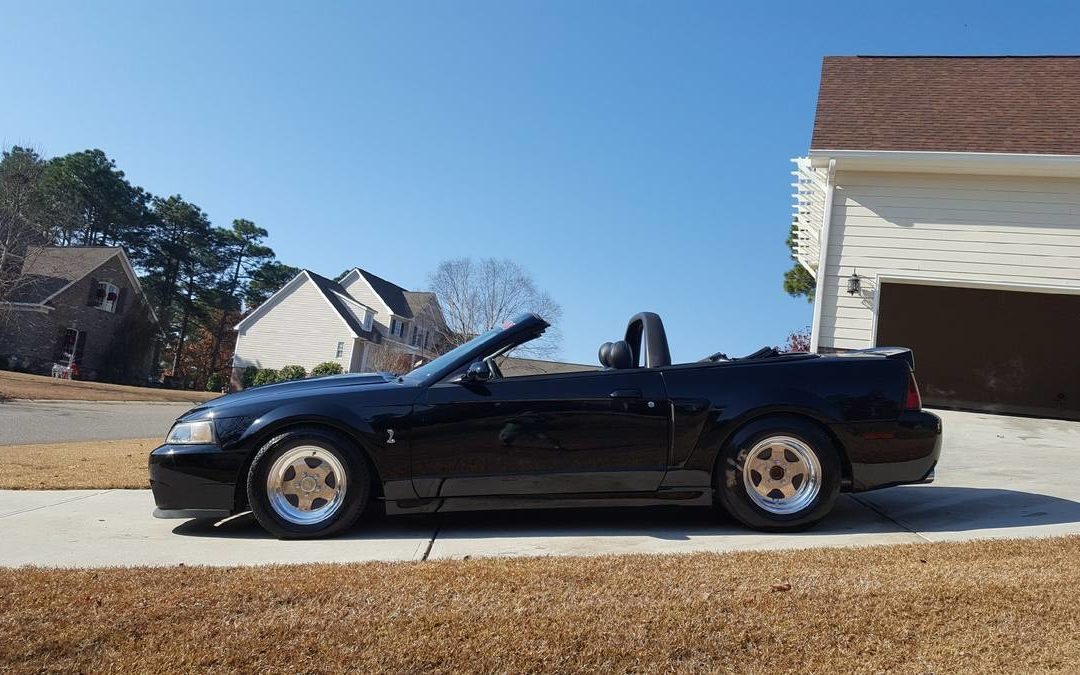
xmin=460 ymin=360 xmax=491 ymax=383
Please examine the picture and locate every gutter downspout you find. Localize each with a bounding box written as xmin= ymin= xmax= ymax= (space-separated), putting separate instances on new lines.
xmin=809 ymin=159 xmax=837 ymax=354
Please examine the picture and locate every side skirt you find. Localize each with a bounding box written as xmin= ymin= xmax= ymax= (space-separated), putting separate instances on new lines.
xmin=385 ymin=488 xmax=713 ymax=515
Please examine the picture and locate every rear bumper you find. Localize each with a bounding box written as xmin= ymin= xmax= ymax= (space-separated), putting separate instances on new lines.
xmin=148 ymin=443 xmax=248 ymax=516
xmin=836 ymin=410 xmax=943 ymax=492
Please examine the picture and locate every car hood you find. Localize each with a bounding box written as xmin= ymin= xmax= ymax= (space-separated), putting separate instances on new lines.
xmin=181 ymin=373 xmax=397 ymax=419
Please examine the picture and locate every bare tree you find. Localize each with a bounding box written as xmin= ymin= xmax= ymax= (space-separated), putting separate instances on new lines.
xmin=0 ymin=147 xmax=50 ymax=332
xmin=364 ymin=342 xmax=421 ymax=374
xmin=428 ymin=258 xmax=563 ymax=359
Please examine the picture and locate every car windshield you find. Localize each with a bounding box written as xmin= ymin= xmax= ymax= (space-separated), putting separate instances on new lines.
xmin=401 ymin=325 xmax=505 ymax=383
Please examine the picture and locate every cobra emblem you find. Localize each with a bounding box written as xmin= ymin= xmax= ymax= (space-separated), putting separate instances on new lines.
xmin=386 ymin=428 xmax=396 ymax=445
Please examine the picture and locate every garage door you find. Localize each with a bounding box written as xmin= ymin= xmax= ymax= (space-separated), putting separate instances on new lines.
xmin=876 ymin=282 xmax=1080 ymax=419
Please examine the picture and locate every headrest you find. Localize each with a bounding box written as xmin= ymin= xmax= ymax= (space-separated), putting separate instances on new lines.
xmin=608 ymin=340 xmax=634 ymax=370
xmin=598 ymin=341 xmax=613 ymax=368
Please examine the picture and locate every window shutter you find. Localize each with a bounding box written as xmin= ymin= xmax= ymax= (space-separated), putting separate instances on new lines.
xmin=115 ymin=287 xmax=127 ymax=314
xmin=86 ymin=278 xmax=99 ymax=306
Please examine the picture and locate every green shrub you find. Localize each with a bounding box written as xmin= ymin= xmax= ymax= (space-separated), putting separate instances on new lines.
xmin=279 ymin=364 xmax=307 ymax=381
xmin=0 ymin=355 xmax=9 ymax=371
xmin=241 ymin=366 xmax=259 ymax=388
xmin=252 ymin=368 xmax=280 ymax=387
xmin=311 ymin=361 xmax=344 ymax=377
xmin=205 ymin=372 xmax=223 ymax=392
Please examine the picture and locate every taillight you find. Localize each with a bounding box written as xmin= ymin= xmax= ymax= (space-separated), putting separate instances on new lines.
xmin=905 ymin=372 xmax=922 ymax=411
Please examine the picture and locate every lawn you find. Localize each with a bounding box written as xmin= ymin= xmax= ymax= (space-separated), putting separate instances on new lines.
xmin=0 ymin=438 xmax=155 ymax=489
xmin=0 ymin=370 xmax=220 ymax=403
xmin=2 ymin=536 xmax=1080 ymax=673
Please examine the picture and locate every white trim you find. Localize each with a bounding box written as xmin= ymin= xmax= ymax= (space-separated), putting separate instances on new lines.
xmin=808 ymin=149 xmax=1080 ymax=177
xmin=809 ymin=159 xmax=836 ymax=353
xmin=234 ymin=271 xmax=308 ymax=331
xmin=296 ymin=272 xmax=362 ymax=339
xmin=330 ymin=290 xmax=375 ymax=316
xmin=870 ymin=273 xmax=1080 ymax=346
xmin=31 ymin=248 xmax=161 ymax=326
xmin=0 ymin=301 xmax=53 ymax=314
xmin=341 ymin=268 xmax=395 ymax=316
xmin=233 ymin=271 xmax=360 ymax=338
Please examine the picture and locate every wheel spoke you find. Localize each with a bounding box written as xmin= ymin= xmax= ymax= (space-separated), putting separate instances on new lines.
xmin=266 ymin=445 xmax=349 ymax=525
xmin=775 ymin=480 xmax=796 ymax=499
xmin=741 ymin=436 xmax=822 ymax=516
xmin=298 ymin=492 xmax=318 ymax=511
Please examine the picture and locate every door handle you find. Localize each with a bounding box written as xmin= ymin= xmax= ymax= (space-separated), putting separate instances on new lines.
xmin=609 ymin=389 xmax=642 ymax=399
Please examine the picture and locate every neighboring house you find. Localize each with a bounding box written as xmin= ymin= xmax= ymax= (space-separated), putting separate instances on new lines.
xmin=335 ymin=267 xmax=447 ymax=361
xmin=231 ymin=267 xmax=448 ymax=387
xmin=0 ymin=246 xmax=159 ymax=382
xmin=498 ymin=356 xmax=597 ymax=377
xmin=791 ymin=56 xmax=1080 ymax=418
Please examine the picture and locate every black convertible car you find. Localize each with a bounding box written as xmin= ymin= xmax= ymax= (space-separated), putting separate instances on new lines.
xmin=150 ymin=312 xmax=942 ymax=538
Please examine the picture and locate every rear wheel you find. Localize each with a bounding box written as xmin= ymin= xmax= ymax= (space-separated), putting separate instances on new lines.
xmin=247 ymin=427 xmax=371 ymax=539
xmin=714 ymin=417 xmax=840 ymax=531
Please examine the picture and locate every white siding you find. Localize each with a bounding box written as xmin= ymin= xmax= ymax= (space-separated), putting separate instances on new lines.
xmin=341 ymin=272 xmax=407 ymax=346
xmin=818 ymin=171 xmax=1080 ymax=350
xmin=233 ymin=278 xmax=356 ymax=371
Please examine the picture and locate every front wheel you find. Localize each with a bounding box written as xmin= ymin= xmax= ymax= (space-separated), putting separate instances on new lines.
xmin=247 ymin=427 xmax=371 ymax=539
xmin=714 ymin=417 xmax=841 ymax=531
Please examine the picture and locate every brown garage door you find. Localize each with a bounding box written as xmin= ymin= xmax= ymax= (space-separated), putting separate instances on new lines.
xmin=876 ymin=282 xmax=1080 ymax=419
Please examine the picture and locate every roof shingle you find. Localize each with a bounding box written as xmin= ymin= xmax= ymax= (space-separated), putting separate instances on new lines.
xmin=354 ymin=269 xmax=414 ymax=317
xmin=811 ymin=56 xmax=1080 ymax=155
xmin=8 ymin=247 xmax=121 ymax=303
xmin=306 ymin=271 xmax=379 ymax=341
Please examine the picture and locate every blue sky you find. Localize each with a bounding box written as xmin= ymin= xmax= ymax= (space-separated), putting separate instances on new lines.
xmin=3 ymin=1 xmax=1078 ymax=364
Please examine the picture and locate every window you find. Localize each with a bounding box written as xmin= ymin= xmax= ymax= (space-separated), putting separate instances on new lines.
xmin=423 ymin=331 xmax=430 ymax=350
xmin=59 ymin=328 xmax=86 ymax=365
xmin=362 ymin=311 xmax=373 ymax=331
xmin=411 ymin=325 xmax=418 ymax=345
xmin=335 ymin=341 xmax=345 ymax=358
xmin=89 ymin=281 xmax=120 ymax=313
xmin=389 ymin=317 xmax=398 ymax=336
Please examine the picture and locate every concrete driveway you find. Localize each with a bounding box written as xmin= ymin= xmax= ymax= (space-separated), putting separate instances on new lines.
xmin=2 ymin=409 xmax=1079 ymax=567
xmin=0 ymin=400 xmax=193 ymax=444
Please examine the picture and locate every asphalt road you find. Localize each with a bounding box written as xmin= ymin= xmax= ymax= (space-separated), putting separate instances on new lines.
xmin=0 ymin=400 xmax=194 ymax=444
xmin=2 ymin=409 xmax=1080 ymax=566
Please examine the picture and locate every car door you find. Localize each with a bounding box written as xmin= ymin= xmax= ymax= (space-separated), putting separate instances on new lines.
xmin=409 ymin=368 xmax=670 ymax=498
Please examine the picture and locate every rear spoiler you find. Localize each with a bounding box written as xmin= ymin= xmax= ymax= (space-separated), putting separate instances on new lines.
xmin=855 ymin=346 xmax=915 ymax=371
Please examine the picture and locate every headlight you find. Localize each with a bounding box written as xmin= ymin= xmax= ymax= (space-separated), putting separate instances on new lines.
xmin=166 ymin=420 xmax=216 ymax=444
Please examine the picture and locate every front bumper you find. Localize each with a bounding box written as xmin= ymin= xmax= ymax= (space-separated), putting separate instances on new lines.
xmin=838 ymin=410 xmax=943 ymax=492
xmin=149 ymin=443 xmax=249 ymax=517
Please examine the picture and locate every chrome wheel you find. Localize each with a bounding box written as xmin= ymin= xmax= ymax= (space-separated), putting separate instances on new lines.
xmin=266 ymin=446 xmax=348 ymax=526
xmin=742 ymin=435 xmax=822 ymax=515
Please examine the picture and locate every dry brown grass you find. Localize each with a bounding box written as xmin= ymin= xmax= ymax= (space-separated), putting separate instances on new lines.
xmin=0 ymin=370 xmax=219 ymax=403
xmin=3 ymin=536 xmax=1080 ymax=673
xmin=0 ymin=438 xmax=154 ymax=489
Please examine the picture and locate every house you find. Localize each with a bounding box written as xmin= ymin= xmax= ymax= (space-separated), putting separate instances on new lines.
xmin=0 ymin=246 xmax=160 ymax=382
xmin=231 ymin=267 xmax=448 ymax=386
xmin=498 ymin=356 xmax=597 ymax=377
xmin=791 ymin=56 xmax=1080 ymax=419
xmin=335 ymin=267 xmax=447 ymax=360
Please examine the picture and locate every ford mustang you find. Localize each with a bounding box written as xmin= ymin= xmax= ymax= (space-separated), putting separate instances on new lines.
xmin=149 ymin=312 xmax=942 ymax=538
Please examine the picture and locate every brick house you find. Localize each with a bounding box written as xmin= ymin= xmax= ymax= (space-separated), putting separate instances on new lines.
xmin=0 ymin=246 xmax=160 ymax=382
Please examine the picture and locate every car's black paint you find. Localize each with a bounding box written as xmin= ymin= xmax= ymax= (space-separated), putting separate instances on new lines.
xmin=149 ymin=313 xmax=942 ymax=522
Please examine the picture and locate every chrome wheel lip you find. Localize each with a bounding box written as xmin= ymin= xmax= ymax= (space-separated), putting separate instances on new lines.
xmin=266 ymin=445 xmax=348 ymax=526
xmin=742 ymin=435 xmax=822 ymax=515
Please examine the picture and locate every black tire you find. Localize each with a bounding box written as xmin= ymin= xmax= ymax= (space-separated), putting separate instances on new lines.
xmin=714 ymin=416 xmax=841 ymax=531
xmin=247 ymin=426 xmax=372 ymax=539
